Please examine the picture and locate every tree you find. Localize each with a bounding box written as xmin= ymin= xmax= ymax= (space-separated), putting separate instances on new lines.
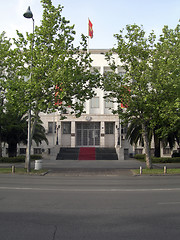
xmin=126 ymin=119 xmax=180 ymax=158
xmin=151 ymin=24 xmax=180 ymax=137
xmin=10 ymin=0 xmax=99 ymax=170
xmin=1 ymin=109 xmax=48 ymax=157
xmin=102 ymin=23 xmax=180 ymax=168
xmin=0 ymin=32 xmax=19 ymax=157
xmin=125 ymin=119 xmax=151 ymax=149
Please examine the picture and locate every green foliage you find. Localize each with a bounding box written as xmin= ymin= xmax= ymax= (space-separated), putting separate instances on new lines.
xmin=30 ymin=154 xmax=42 ymax=160
xmin=134 ymin=154 xmax=146 ymax=160
xmin=0 ymin=31 xmax=16 ymax=157
xmin=1 ymin=0 xmax=100 ymax=164
xmin=150 ymin=24 xmax=180 ymax=137
xmin=102 ymin=23 xmax=180 ymax=168
xmin=0 ymin=156 xmax=25 ymax=163
xmin=0 ymin=167 xmax=46 ymax=174
xmin=134 ymin=154 xmax=180 ymax=163
xmin=0 ymin=154 xmax=42 ymax=163
xmin=126 ymin=119 xmax=153 ymax=146
xmin=152 ymin=157 xmax=180 ymax=163
xmin=172 ymin=152 xmax=180 ymax=158
xmin=11 ymin=0 xmax=99 ymax=116
xmin=1 ymin=109 xmax=48 ymax=157
xmin=126 ymin=119 xmax=180 ymax=157
xmin=132 ymin=168 xmax=180 ymax=175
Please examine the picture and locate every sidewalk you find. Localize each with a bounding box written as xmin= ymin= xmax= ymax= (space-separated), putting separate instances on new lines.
xmin=1 ymin=158 xmax=180 ymax=176
xmin=0 ymin=158 xmax=145 ymax=176
xmin=41 ymin=159 xmax=180 ymax=176
xmin=42 ymin=158 xmax=146 ymax=169
xmin=42 ymin=158 xmax=147 ymax=176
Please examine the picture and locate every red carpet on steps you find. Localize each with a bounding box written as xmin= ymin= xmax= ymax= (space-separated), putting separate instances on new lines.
xmin=78 ymin=147 xmax=96 ymax=160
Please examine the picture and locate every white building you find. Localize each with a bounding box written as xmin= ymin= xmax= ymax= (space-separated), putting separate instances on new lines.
xmin=3 ymin=49 xmax=178 ymax=159
xmin=38 ymin=49 xmax=132 ymax=160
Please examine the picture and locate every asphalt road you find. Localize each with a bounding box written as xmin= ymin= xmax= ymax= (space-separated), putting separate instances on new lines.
xmin=0 ymin=174 xmax=180 ymax=240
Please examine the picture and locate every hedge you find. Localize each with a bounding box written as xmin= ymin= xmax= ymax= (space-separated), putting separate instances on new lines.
xmin=172 ymin=152 xmax=180 ymax=158
xmin=152 ymin=157 xmax=180 ymax=163
xmin=134 ymin=154 xmax=180 ymax=163
xmin=134 ymin=154 xmax=146 ymax=160
xmin=0 ymin=155 xmax=42 ymax=163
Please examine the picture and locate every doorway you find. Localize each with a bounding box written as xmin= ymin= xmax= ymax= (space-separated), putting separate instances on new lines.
xmin=76 ymin=122 xmax=100 ymax=146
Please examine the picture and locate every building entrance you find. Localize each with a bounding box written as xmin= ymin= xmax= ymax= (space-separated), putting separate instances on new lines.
xmin=76 ymin=122 xmax=100 ymax=146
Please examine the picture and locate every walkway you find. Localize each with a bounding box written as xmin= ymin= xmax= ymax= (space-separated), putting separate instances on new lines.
xmin=1 ymin=158 xmax=180 ymax=176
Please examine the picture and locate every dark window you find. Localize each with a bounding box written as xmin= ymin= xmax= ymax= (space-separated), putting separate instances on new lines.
xmin=34 ymin=148 xmax=42 ymax=154
xmin=121 ymin=125 xmax=127 ymax=134
xmin=135 ymin=149 xmax=143 ymax=155
xmin=105 ymin=122 xmax=114 ymax=134
xmin=163 ymin=148 xmax=171 ymax=155
xmin=20 ymin=148 xmax=26 ymax=154
xmin=48 ymin=122 xmax=56 ymax=133
xmin=62 ymin=122 xmax=71 ymax=134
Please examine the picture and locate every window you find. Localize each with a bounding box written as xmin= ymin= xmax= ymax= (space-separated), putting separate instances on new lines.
xmin=90 ymin=66 xmax=100 ymax=73
xmin=121 ymin=125 xmax=127 ymax=134
xmin=103 ymin=67 xmax=113 ymax=79
xmin=135 ymin=149 xmax=143 ymax=155
xmin=104 ymin=67 xmax=112 ymax=73
xmin=118 ymin=67 xmax=125 ymax=78
xmin=48 ymin=122 xmax=57 ymax=133
xmin=105 ymin=122 xmax=114 ymax=134
xmin=105 ymin=99 xmax=113 ymax=108
xmin=34 ymin=148 xmax=42 ymax=154
xmin=91 ymin=97 xmax=99 ymax=108
xmin=62 ymin=122 xmax=71 ymax=134
xmin=6 ymin=148 xmax=8 ymax=155
xmin=163 ymin=148 xmax=171 ymax=155
xmin=20 ymin=148 xmax=26 ymax=155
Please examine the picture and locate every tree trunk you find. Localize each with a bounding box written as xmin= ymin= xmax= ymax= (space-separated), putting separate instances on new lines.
xmin=0 ymin=130 xmax=2 ymax=157
xmin=154 ymin=131 xmax=161 ymax=157
xmin=25 ymin=110 xmax=39 ymax=169
xmin=31 ymin=111 xmax=39 ymax=140
xmin=142 ymin=122 xmax=152 ymax=169
xmin=8 ymin=141 xmax=17 ymax=157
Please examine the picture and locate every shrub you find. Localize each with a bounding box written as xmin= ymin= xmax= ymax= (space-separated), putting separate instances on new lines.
xmin=134 ymin=154 xmax=145 ymax=160
xmin=0 ymin=156 xmax=25 ymax=163
xmin=134 ymin=154 xmax=180 ymax=163
xmin=172 ymin=152 xmax=180 ymax=158
xmin=0 ymin=155 xmax=42 ymax=163
xmin=31 ymin=155 xmax=42 ymax=160
xmin=152 ymin=157 xmax=180 ymax=163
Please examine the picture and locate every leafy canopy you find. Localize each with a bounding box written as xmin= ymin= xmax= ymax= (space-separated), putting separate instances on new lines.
xmin=10 ymin=0 xmax=99 ymax=117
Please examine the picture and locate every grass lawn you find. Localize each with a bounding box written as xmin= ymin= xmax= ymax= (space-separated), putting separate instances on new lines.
xmin=0 ymin=167 xmax=47 ymax=175
xmin=132 ymin=168 xmax=180 ymax=175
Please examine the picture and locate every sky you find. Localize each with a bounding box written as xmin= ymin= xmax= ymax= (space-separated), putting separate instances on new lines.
xmin=0 ymin=0 xmax=179 ymax=49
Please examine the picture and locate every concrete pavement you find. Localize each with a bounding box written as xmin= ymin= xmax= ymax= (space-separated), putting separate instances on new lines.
xmin=43 ymin=158 xmax=145 ymax=169
xmin=0 ymin=158 xmax=146 ymax=176
xmin=1 ymin=158 xmax=180 ymax=176
xmin=42 ymin=159 xmax=144 ymax=176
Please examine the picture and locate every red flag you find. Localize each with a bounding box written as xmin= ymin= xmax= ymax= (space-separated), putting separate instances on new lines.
xmin=88 ymin=19 xmax=93 ymax=38
xmin=55 ymin=85 xmax=62 ymax=106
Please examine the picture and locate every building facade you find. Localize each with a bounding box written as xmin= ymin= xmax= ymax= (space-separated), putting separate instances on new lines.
xmin=2 ymin=49 xmax=179 ymax=159
xmin=39 ymin=49 xmax=131 ymax=160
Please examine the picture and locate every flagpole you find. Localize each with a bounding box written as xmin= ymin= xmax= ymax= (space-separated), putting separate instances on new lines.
xmin=87 ymin=18 xmax=89 ymax=54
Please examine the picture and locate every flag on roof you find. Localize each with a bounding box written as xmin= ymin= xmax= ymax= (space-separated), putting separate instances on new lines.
xmin=88 ymin=19 xmax=93 ymax=38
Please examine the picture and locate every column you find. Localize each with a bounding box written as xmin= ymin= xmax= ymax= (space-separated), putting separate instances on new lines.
xmin=101 ymin=121 xmax=105 ymax=147
xmin=71 ymin=121 xmax=76 ymax=147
